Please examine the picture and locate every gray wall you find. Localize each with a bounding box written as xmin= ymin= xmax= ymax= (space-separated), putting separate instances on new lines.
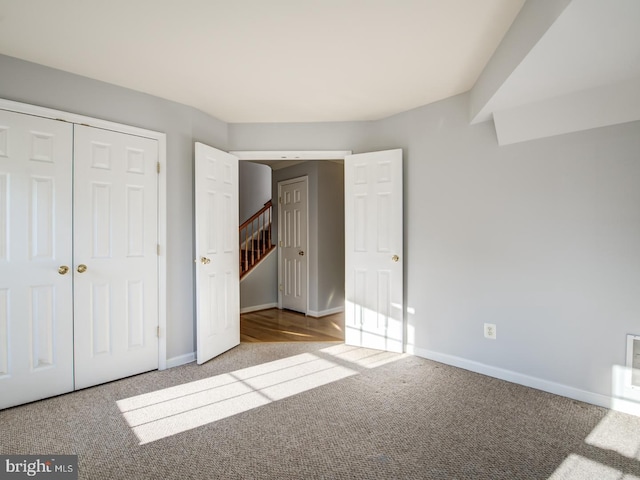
xmin=240 ymin=251 xmax=278 ymax=311
xmin=239 ymin=161 xmax=272 ymax=224
xmin=0 ymin=54 xmax=228 ymax=361
xmin=317 ymin=161 xmax=345 ymax=312
xmin=231 ymin=94 xmax=640 ymax=399
xmin=4 ymin=51 xmax=639 ymax=402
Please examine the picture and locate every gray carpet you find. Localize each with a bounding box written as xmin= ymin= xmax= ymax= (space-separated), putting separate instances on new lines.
xmin=1 ymin=342 xmax=639 ymax=480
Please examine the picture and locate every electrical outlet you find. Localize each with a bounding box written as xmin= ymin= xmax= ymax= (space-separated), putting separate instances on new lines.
xmin=484 ymin=323 xmax=497 ymax=340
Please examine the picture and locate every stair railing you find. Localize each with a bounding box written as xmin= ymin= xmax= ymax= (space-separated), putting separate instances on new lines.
xmin=239 ymin=200 xmax=274 ymax=278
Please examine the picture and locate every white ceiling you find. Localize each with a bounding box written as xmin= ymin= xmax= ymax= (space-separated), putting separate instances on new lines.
xmin=0 ymin=0 xmax=525 ymax=123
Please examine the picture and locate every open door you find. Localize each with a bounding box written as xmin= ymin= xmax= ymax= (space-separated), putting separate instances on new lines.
xmin=195 ymin=142 xmax=240 ymax=364
xmin=344 ymin=149 xmax=403 ymax=352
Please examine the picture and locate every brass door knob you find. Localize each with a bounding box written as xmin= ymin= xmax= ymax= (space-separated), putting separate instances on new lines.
xmin=200 ymin=257 xmax=211 ymax=265
xmin=77 ymin=264 xmax=87 ymax=273
xmin=58 ymin=265 xmax=70 ymax=275
xmin=298 ymin=251 xmax=305 ymax=256
xmin=392 ymin=255 xmax=399 ymax=262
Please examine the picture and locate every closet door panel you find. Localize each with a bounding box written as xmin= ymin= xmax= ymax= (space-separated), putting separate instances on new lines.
xmin=0 ymin=109 xmax=74 ymax=410
xmin=73 ymin=125 xmax=158 ymax=390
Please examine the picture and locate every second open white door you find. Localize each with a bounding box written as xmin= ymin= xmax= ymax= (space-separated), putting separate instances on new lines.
xmin=195 ymin=143 xmax=239 ymax=365
xmin=344 ymin=149 xmax=403 ymax=352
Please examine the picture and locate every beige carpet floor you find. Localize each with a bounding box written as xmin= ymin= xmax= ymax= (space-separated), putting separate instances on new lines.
xmin=1 ymin=341 xmax=639 ymax=479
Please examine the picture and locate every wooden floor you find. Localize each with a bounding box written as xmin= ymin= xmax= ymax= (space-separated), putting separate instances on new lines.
xmin=240 ymin=308 xmax=344 ymax=343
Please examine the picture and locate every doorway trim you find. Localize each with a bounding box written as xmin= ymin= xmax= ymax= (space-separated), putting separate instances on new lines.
xmin=0 ymin=98 xmax=168 ymax=370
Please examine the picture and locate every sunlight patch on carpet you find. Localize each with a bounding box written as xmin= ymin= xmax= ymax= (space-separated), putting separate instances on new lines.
xmin=585 ymin=411 xmax=640 ymax=461
xmin=117 ymin=352 xmax=358 ymax=444
xmin=548 ymin=453 xmax=640 ymax=480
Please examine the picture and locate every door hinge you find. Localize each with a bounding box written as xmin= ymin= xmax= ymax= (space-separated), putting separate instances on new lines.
xmin=157 ymin=326 xmax=160 ymax=338
xmin=279 ymin=241 xmax=283 ymax=247
xmin=157 ymin=162 xmax=161 ymax=174
xmin=279 ymin=196 xmax=282 ymax=204
xmin=157 ymin=244 xmax=160 ymax=255
xmin=279 ymin=284 xmax=283 ymax=292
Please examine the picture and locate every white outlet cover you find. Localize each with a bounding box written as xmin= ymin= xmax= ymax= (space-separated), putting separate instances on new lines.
xmin=484 ymin=323 xmax=497 ymax=340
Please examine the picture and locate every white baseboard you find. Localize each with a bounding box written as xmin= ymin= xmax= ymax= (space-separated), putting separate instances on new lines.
xmin=240 ymin=303 xmax=278 ymax=314
xmin=307 ymin=306 xmax=344 ymax=318
xmin=166 ymin=352 xmax=196 ymax=369
xmin=407 ymin=345 xmax=639 ymax=416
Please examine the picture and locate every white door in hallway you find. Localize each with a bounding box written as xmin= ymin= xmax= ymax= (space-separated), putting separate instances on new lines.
xmin=73 ymin=124 xmax=159 ymax=390
xmin=194 ymin=142 xmax=239 ymax=365
xmin=278 ymin=177 xmax=308 ymax=314
xmin=0 ymin=110 xmax=74 ymax=409
xmin=344 ymin=149 xmax=403 ymax=352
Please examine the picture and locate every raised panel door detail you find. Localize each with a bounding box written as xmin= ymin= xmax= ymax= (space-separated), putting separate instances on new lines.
xmin=126 ymin=186 xmax=144 ymax=257
xmin=295 ymin=259 xmax=302 ymax=297
xmin=126 ymin=148 xmax=145 ymax=174
xmin=223 ymin=271 xmax=231 ymax=329
xmin=223 ymin=162 xmax=232 ymax=185
xmin=206 ymin=191 xmax=217 ymax=254
xmin=0 ymin=127 xmax=8 ymax=157
xmin=92 ymin=183 xmax=112 ymax=258
xmin=127 ymin=280 xmax=144 ymax=349
xmin=30 ymin=177 xmax=54 ymax=260
xmin=377 ymin=192 xmax=390 ymax=253
xmin=284 ymin=210 xmax=291 ymax=248
xmin=294 ymin=209 xmax=301 ymax=248
xmin=354 ymin=164 xmax=367 ymax=185
xmin=30 ymin=132 xmax=54 ymax=163
xmin=353 ymin=269 xmax=367 ymax=326
xmin=377 ymin=161 xmax=391 ymax=183
xmin=376 ymin=271 xmax=391 ymax=329
xmin=223 ymin=193 xmax=233 ymax=253
xmin=30 ymin=285 xmax=54 ymax=369
xmin=284 ymin=258 xmax=292 ymax=296
xmin=0 ymin=288 xmax=8 ymax=376
xmin=206 ymin=157 xmax=217 ymax=180
xmin=0 ymin=174 xmax=7 ymax=261
xmin=91 ymin=142 xmax=111 ymax=170
xmin=354 ymin=195 xmax=367 ymax=252
xmin=207 ymin=272 xmax=217 ymax=335
xmin=91 ymin=282 xmax=111 ymax=356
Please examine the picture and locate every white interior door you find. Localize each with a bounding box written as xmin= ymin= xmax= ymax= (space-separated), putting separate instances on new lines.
xmin=344 ymin=149 xmax=403 ymax=352
xmin=278 ymin=177 xmax=308 ymax=314
xmin=195 ymin=142 xmax=239 ymax=365
xmin=73 ymin=125 xmax=159 ymax=390
xmin=0 ymin=110 xmax=74 ymax=409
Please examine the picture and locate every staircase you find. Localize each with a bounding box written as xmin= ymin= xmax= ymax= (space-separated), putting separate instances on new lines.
xmin=240 ymin=200 xmax=275 ymax=279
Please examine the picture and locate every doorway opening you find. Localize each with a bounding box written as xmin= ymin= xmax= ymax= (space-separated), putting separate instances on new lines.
xmin=235 ymin=151 xmax=350 ymax=343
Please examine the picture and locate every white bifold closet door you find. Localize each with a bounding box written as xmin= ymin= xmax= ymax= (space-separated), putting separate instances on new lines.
xmin=0 ymin=110 xmax=159 ymax=410
xmin=73 ymin=124 xmax=158 ymax=390
xmin=0 ymin=110 xmax=74 ymax=409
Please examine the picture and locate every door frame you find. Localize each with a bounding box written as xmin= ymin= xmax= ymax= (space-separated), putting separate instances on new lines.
xmin=0 ymin=98 xmax=168 ymax=370
xmin=277 ymin=175 xmax=310 ymax=313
